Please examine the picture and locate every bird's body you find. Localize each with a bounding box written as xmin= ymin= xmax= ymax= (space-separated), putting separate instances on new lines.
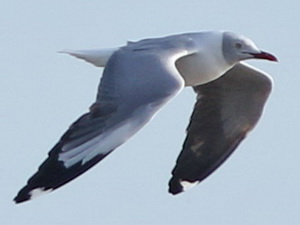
xmin=14 ymin=31 xmax=277 ymax=203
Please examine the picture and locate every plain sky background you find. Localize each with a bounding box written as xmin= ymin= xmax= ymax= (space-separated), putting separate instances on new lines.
xmin=1 ymin=1 xmax=299 ymax=224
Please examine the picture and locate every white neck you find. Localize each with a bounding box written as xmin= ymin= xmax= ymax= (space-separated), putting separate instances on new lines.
xmin=176 ymin=32 xmax=233 ymax=86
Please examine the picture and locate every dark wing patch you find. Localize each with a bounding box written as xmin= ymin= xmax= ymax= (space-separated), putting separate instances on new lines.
xmin=169 ymin=63 xmax=272 ymax=194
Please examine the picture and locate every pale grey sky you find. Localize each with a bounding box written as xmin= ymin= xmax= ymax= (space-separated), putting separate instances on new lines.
xmin=1 ymin=1 xmax=299 ymax=224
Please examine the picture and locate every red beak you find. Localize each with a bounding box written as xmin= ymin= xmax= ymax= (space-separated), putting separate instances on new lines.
xmin=251 ymin=51 xmax=278 ymax=62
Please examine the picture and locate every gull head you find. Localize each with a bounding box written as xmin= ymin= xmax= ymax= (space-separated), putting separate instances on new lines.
xmin=222 ymin=32 xmax=278 ymax=64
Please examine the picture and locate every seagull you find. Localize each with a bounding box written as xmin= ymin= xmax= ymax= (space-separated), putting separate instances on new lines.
xmin=14 ymin=31 xmax=277 ymax=203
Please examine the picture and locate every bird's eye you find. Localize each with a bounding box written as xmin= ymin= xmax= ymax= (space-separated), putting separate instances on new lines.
xmin=235 ymin=43 xmax=242 ymax=49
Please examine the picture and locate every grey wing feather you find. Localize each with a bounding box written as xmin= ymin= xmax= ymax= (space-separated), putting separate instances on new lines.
xmin=14 ymin=41 xmax=189 ymax=203
xmin=169 ymin=63 xmax=272 ymax=194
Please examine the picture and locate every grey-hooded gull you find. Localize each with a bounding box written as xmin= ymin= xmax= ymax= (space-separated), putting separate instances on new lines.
xmin=14 ymin=31 xmax=277 ymax=203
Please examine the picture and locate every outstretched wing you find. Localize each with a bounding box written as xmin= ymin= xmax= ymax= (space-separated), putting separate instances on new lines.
xmin=14 ymin=41 xmax=191 ymax=203
xmin=169 ymin=63 xmax=273 ymax=194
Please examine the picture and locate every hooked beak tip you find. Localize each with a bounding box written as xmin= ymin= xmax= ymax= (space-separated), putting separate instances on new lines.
xmin=252 ymin=51 xmax=278 ymax=62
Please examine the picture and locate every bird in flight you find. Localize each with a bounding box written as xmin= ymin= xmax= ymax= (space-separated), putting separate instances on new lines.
xmin=14 ymin=31 xmax=277 ymax=203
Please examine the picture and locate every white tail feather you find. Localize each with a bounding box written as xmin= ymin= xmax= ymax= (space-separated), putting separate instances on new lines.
xmin=59 ymin=48 xmax=118 ymax=67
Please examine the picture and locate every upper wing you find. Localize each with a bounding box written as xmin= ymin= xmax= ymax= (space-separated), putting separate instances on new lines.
xmin=14 ymin=42 xmax=191 ymax=203
xmin=169 ymin=63 xmax=273 ymax=194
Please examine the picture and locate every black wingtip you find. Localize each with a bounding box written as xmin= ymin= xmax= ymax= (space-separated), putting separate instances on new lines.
xmin=14 ymin=188 xmax=31 ymax=204
xmin=14 ymin=196 xmax=28 ymax=204
xmin=168 ymin=177 xmax=183 ymax=195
